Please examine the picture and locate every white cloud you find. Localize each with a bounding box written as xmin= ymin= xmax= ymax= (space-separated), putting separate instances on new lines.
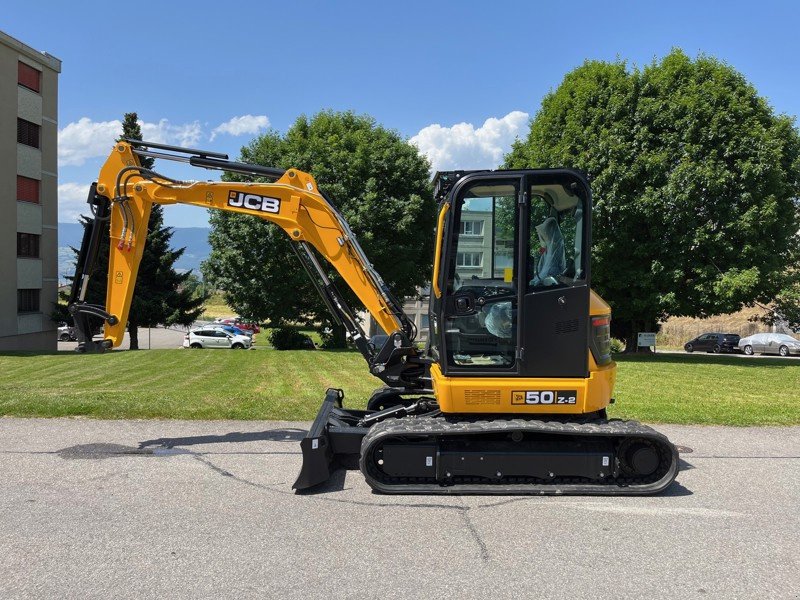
xmin=410 ymin=110 xmax=530 ymax=173
xmin=58 ymin=118 xmax=122 ymax=167
xmin=58 ymin=117 xmax=203 ymax=167
xmin=58 ymin=182 xmax=92 ymax=223
xmin=210 ymin=114 xmax=270 ymax=140
xmin=140 ymin=119 xmax=203 ymax=148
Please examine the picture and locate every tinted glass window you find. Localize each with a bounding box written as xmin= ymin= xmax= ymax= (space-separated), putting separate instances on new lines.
xmin=445 ymin=182 xmax=518 ymax=369
xmin=527 ymin=182 xmax=586 ymax=291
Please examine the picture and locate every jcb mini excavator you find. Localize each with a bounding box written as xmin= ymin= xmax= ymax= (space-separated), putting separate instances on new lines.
xmin=68 ymin=139 xmax=678 ymax=495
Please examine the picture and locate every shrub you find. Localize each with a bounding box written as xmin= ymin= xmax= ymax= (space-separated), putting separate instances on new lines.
xmin=610 ymin=338 xmax=625 ymax=354
xmin=268 ymin=327 xmax=316 ymax=350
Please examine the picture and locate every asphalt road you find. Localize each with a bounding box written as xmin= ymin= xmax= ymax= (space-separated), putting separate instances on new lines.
xmin=1 ymin=419 xmax=798 ymax=600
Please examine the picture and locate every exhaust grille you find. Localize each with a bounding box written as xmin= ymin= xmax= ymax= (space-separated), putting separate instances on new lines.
xmin=555 ymin=319 xmax=579 ymax=334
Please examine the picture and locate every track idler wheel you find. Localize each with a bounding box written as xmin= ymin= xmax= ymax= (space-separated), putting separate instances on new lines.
xmin=619 ymin=439 xmax=660 ymax=477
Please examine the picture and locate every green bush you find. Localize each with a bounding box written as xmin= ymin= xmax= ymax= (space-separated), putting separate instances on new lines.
xmin=319 ymin=326 xmax=349 ymax=349
xmin=610 ymin=338 xmax=625 ymax=354
xmin=268 ymin=327 xmax=316 ymax=350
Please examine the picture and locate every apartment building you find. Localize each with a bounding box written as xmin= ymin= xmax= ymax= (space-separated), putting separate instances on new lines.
xmin=0 ymin=30 xmax=61 ymax=350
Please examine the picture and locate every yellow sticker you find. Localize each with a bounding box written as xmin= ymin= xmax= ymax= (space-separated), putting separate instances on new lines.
xmin=504 ymin=268 xmax=513 ymax=283
xmin=511 ymin=391 xmax=526 ymax=405
xmin=114 ymin=271 xmax=123 ymax=284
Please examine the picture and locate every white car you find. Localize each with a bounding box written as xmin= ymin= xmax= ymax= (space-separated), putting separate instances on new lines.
xmin=57 ymin=324 xmax=76 ymax=341
xmin=738 ymin=333 xmax=800 ymax=357
xmin=183 ymin=327 xmax=252 ymax=350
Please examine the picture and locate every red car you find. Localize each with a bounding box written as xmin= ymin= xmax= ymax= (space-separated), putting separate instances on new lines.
xmin=216 ymin=317 xmax=261 ymax=334
xmin=235 ymin=320 xmax=260 ymax=334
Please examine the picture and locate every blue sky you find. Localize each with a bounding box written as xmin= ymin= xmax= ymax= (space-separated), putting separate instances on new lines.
xmin=5 ymin=0 xmax=799 ymax=227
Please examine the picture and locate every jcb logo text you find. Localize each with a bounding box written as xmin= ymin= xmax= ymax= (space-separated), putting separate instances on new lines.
xmin=227 ymin=191 xmax=281 ymax=214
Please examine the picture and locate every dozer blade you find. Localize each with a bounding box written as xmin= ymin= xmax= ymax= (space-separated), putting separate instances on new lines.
xmin=293 ymin=388 xmax=370 ymax=491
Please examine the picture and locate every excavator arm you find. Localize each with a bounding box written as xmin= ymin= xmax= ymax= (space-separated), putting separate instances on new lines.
xmin=67 ymin=140 xmax=424 ymax=387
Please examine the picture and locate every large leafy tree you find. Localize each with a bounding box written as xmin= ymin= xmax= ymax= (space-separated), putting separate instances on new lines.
xmin=203 ymin=110 xmax=435 ymax=346
xmin=58 ymin=113 xmax=205 ymax=348
xmin=506 ymin=50 xmax=800 ymax=349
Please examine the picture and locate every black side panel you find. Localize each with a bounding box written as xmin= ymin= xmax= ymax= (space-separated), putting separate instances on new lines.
xmin=520 ymin=284 xmax=589 ymax=378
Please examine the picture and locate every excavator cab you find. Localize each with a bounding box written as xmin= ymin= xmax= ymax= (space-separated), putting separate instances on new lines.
xmin=430 ymin=170 xmax=590 ymax=379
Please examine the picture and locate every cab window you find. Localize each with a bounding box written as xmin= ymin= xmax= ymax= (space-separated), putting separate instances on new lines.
xmin=527 ymin=182 xmax=586 ymax=291
xmin=445 ymin=181 xmax=518 ymax=369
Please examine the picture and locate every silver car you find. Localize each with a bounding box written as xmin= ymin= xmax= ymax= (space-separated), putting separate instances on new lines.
xmin=58 ymin=324 xmax=76 ymax=341
xmin=738 ymin=333 xmax=800 ymax=357
xmin=183 ymin=327 xmax=252 ymax=350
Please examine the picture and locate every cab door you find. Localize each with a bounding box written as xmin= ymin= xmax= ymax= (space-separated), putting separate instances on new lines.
xmin=518 ymin=171 xmax=591 ymax=378
xmin=437 ymin=174 xmax=521 ymax=376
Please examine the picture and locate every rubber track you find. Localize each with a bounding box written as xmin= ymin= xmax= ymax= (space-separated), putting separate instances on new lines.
xmin=359 ymin=415 xmax=679 ymax=495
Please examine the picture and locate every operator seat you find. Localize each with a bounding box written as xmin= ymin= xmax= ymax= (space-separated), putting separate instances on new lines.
xmin=531 ymin=216 xmax=566 ymax=287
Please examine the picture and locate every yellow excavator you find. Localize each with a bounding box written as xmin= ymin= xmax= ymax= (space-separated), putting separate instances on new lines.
xmin=68 ymin=139 xmax=678 ymax=495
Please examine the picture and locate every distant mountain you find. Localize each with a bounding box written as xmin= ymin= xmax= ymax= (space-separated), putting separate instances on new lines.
xmin=58 ymin=223 xmax=211 ymax=283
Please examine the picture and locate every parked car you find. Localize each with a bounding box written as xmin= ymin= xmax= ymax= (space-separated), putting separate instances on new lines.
xmin=57 ymin=323 xmax=77 ymax=342
xmin=738 ymin=333 xmax=800 ymax=357
xmin=684 ymin=332 xmax=740 ymax=353
xmin=183 ymin=327 xmax=252 ymax=350
xmin=219 ymin=324 xmax=253 ymax=338
xmin=214 ymin=317 xmax=261 ymax=334
xmin=232 ymin=318 xmax=260 ymax=334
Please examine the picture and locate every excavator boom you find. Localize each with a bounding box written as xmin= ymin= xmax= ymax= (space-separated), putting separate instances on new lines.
xmin=68 ymin=140 xmax=423 ymax=388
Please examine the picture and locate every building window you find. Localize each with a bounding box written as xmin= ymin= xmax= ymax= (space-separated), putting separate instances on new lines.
xmin=18 ymin=62 xmax=41 ymax=93
xmin=420 ymin=314 xmax=430 ymax=330
xmin=17 ymin=176 xmax=40 ymax=204
xmin=17 ymin=289 xmax=40 ymax=313
xmin=456 ymin=252 xmax=483 ymax=267
xmin=17 ymin=118 xmax=40 ymax=148
xmin=459 ymin=221 xmax=484 ymax=236
xmin=17 ymin=233 xmax=40 ymax=258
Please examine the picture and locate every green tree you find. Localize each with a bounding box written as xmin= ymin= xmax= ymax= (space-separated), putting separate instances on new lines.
xmin=58 ymin=113 xmax=206 ymax=348
xmin=764 ymin=269 xmax=800 ymax=332
xmin=203 ymin=110 xmax=435 ymax=346
xmin=506 ymin=50 xmax=800 ymax=349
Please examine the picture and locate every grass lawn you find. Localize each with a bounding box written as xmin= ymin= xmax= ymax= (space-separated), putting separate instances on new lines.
xmin=199 ymin=291 xmax=235 ymax=321
xmin=610 ymin=354 xmax=800 ymax=425
xmin=0 ymin=350 xmax=797 ymax=425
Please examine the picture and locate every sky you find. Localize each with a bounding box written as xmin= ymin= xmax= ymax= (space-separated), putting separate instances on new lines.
xmin=4 ymin=0 xmax=800 ymax=228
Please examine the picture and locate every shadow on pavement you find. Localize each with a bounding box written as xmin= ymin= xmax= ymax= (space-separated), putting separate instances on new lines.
xmin=660 ymin=480 xmax=693 ymax=497
xmin=138 ymin=428 xmax=308 ymax=449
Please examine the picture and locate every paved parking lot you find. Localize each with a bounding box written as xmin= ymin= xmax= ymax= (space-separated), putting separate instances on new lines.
xmin=58 ymin=323 xmax=209 ymax=351
xmin=1 ymin=418 xmax=798 ymax=599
